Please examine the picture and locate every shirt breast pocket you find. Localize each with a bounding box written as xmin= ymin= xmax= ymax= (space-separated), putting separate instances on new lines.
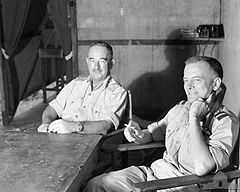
xmin=93 ymin=105 xmax=106 ymax=120
xmin=93 ymin=107 xmax=101 ymax=117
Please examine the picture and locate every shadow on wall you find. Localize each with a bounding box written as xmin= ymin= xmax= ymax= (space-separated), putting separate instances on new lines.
xmin=127 ymin=30 xmax=197 ymax=121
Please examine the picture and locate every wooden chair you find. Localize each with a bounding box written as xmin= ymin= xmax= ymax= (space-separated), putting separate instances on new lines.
xmin=101 ymin=84 xmax=240 ymax=191
xmin=101 ymin=121 xmax=240 ymax=192
xmin=101 ymin=89 xmax=164 ymax=170
xmin=131 ymin=129 xmax=240 ymax=192
xmin=100 ymin=91 xmax=164 ymax=170
xmin=101 ymin=128 xmax=165 ymax=170
xmin=38 ymin=47 xmax=66 ymax=103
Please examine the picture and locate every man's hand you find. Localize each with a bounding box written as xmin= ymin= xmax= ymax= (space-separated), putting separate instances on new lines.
xmin=124 ymin=120 xmax=144 ymax=143
xmin=189 ymin=98 xmax=210 ymax=120
xmin=48 ymin=119 xmax=78 ymax=134
xmin=37 ymin=123 xmax=50 ymax=133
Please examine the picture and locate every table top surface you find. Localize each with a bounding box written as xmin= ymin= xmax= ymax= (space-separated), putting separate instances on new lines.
xmin=0 ymin=130 xmax=102 ymax=192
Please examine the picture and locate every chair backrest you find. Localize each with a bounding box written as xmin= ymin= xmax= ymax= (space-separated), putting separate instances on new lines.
xmin=203 ymin=83 xmax=226 ymax=135
xmin=209 ymin=83 xmax=240 ymax=172
xmin=118 ymin=90 xmax=131 ymax=130
xmin=205 ymin=83 xmax=240 ymax=172
xmin=38 ymin=48 xmax=63 ymax=59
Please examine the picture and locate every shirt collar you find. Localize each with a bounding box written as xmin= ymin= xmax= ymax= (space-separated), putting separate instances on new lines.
xmin=87 ymin=75 xmax=111 ymax=90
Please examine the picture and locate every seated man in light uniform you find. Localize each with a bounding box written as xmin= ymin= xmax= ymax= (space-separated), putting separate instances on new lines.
xmin=38 ymin=41 xmax=127 ymax=134
xmin=84 ymin=56 xmax=239 ymax=192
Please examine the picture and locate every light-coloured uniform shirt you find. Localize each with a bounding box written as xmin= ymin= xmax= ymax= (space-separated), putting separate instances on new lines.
xmin=149 ymin=101 xmax=239 ymax=177
xmin=49 ymin=76 xmax=127 ymax=129
xmin=84 ymin=101 xmax=239 ymax=192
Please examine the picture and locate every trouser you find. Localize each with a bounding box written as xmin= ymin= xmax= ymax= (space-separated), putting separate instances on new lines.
xmin=83 ymin=159 xmax=199 ymax=192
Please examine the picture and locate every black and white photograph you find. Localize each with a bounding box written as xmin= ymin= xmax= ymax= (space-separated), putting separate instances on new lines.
xmin=0 ymin=0 xmax=239 ymax=191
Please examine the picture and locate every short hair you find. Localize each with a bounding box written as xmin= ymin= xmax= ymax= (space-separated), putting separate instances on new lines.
xmin=185 ymin=56 xmax=223 ymax=79
xmin=89 ymin=41 xmax=113 ymax=59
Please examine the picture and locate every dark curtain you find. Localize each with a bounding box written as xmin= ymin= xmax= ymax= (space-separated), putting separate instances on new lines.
xmin=2 ymin=0 xmax=31 ymax=57
xmin=0 ymin=0 xmax=72 ymax=124
xmin=16 ymin=0 xmax=47 ymax=100
xmin=1 ymin=0 xmax=32 ymax=124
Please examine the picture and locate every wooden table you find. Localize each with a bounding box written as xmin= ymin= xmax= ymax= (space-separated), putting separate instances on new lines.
xmin=0 ymin=130 xmax=102 ymax=192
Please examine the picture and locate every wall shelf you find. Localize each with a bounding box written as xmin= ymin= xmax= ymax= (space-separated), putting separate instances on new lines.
xmin=78 ymin=38 xmax=224 ymax=46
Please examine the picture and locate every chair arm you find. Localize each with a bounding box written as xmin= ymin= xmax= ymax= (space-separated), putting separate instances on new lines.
xmin=103 ymin=128 xmax=125 ymax=139
xmin=101 ymin=128 xmax=165 ymax=152
xmin=102 ymin=141 xmax=165 ymax=152
xmin=132 ymin=170 xmax=240 ymax=192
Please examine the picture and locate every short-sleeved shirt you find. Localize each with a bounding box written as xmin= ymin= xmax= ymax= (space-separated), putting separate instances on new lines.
xmin=49 ymin=76 xmax=127 ymax=129
xmin=149 ymin=101 xmax=239 ymax=176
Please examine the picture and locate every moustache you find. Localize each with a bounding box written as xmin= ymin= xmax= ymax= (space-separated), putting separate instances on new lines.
xmin=92 ymin=69 xmax=102 ymax=73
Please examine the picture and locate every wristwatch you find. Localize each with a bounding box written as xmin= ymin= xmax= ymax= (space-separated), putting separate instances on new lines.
xmin=77 ymin=122 xmax=84 ymax=132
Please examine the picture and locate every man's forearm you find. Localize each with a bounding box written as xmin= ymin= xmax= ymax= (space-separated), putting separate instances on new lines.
xmin=42 ymin=105 xmax=58 ymax=124
xmin=81 ymin=120 xmax=113 ymax=135
xmin=189 ymin=117 xmax=215 ymax=175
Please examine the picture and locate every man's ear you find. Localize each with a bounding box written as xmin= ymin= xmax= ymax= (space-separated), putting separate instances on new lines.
xmin=111 ymin=58 xmax=115 ymax=65
xmin=212 ymin=77 xmax=222 ymax=91
xmin=108 ymin=58 xmax=114 ymax=70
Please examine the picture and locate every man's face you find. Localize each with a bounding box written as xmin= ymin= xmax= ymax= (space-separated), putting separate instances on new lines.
xmin=86 ymin=45 xmax=112 ymax=83
xmin=183 ymin=61 xmax=217 ymax=103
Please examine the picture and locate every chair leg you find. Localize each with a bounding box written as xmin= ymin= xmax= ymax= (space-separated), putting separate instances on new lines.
xmin=42 ymin=87 xmax=47 ymax=103
xmin=122 ymin=151 xmax=129 ymax=168
xmin=40 ymin=58 xmax=48 ymax=103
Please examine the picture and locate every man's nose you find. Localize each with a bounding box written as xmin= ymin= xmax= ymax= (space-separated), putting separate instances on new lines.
xmin=185 ymin=81 xmax=194 ymax=89
xmin=93 ymin=61 xmax=100 ymax=69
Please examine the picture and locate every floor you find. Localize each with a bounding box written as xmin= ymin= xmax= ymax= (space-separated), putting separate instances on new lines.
xmin=0 ymin=90 xmax=55 ymax=132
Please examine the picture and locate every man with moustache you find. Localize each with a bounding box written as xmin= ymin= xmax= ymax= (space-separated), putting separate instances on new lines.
xmin=84 ymin=56 xmax=239 ymax=192
xmin=38 ymin=41 xmax=127 ymax=135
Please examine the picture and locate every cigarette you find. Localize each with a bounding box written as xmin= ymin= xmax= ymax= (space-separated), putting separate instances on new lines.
xmin=128 ymin=90 xmax=132 ymax=121
xmin=124 ymin=123 xmax=133 ymax=128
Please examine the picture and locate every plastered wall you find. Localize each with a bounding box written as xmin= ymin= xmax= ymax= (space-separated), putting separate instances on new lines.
xmin=219 ymin=1 xmax=240 ymax=117
xmin=76 ymin=0 xmax=221 ymax=120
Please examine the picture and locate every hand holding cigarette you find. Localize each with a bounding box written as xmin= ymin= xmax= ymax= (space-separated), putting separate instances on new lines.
xmin=124 ymin=90 xmax=144 ymax=142
xmin=124 ymin=121 xmax=144 ymax=142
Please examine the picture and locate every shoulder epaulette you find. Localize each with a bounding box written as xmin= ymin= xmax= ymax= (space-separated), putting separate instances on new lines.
xmin=214 ymin=111 xmax=229 ymax=120
xmin=76 ymin=76 xmax=87 ymax=81
xmin=106 ymin=78 xmax=124 ymax=92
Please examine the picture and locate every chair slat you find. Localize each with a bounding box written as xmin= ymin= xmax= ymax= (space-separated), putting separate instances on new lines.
xmin=39 ymin=48 xmax=63 ymax=58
